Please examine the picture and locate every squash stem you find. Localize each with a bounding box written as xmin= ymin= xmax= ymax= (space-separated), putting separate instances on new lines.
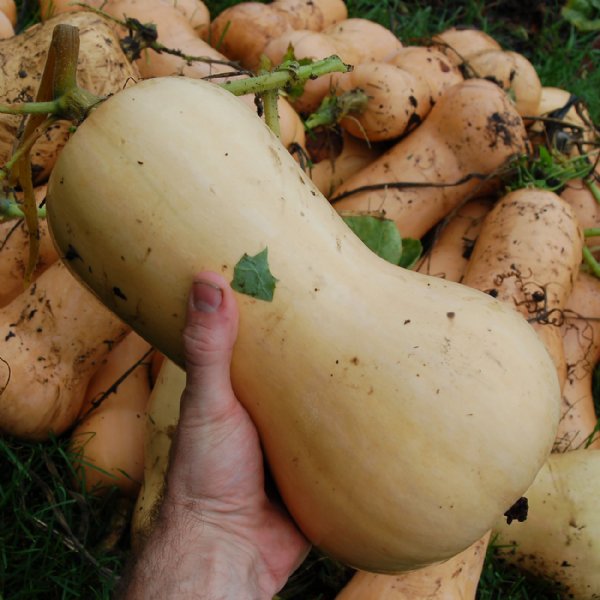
xmin=305 ymin=89 xmax=369 ymax=131
xmin=0 ymin=100 xmax=61 ymax=115
xmin=220 ymin=56 xmax=351 ymax=97
xmin=584 ymin=178 xmax=600 ymax=205
xmin=584 ymin=228 xmax=600 ymax=238
xmin=582 ymin=246 xmax=600 ymax=278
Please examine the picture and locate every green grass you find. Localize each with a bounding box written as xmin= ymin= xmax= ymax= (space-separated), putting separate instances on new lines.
xmin=4 ymin=1 xmax=600 ymax=599
xmin=0 ymin=435 xmax=128 ymax=599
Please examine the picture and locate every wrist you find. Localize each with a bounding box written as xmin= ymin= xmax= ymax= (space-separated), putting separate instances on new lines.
xmin=120 ymin=502 xmax=273 ymax=600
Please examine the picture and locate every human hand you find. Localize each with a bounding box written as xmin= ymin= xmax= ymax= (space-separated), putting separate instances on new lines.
xmin=120 ymin=272 xmax=310 ymax=599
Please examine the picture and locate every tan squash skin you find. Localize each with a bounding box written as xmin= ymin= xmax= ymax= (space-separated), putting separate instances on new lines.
xmin=336 ymin=531 xmax=491 ymax=599
xmin=273 ymin=0 xmax=347 ymax=30
xmin=308 ymin=129 xmax=383 ymax=198
xmin=209 ymin=0 xmax=345 ymax=72
xmin=466 ymin=50 xmax=542 ymax=117
xmin=561 ymin=177 xmax=600 ymax=248
xmin=332 ymin=79 xmax=528 ymax=239
xmin=554 ymin=271 xmax=600 ymax=452
xmin=462 ymin=188 xmax=585 ymax=392
xmin=39 ymin=0 xmax=210 ymax=35
xmin=493 ymin=449 xmax=600 ymax=598
xmin=0 ymin=9 xmax=13 ymax=38
xmin=103 ymin=0 xmax=227 ymax=81
xmin=386 ymin=46 xmax=464 ymax=107
xmin=130 ymin=358 xmax=185 ymax=550
xmin=0 ymin=185 xmax=59 ymax=307
xmin=47 ymin=76 xmax=560 ymax=572
xmin=0 ymin=11 xmax=139 ymax=185
xmin=432 ymin=27 xmax=502 ymax=66
xmin=0 ymin=260 xmax=130 ymax=440
xmin=416 ymin=198 xmax=493 ymax=283
xmin=70 ymin=331 xmax=152 ymax=497
xmin=322 ymin=17 xmax=403 ymax=65
xmin=334 ymin=62 xmax=431 ymax=142
xmin=529 ymin=87 xmax=595 ymax=156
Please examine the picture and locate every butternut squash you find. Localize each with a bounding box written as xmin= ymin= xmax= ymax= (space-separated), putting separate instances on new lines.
xmin=0 ymin=0 xmax=16 ymax=26
xmin=335 ymin=531 xmax=490 ymax=599
xmin=432 ymin=27 xmax=502 ymax=67
xmin=39 ymin=0 xmax=210 ymax=36
xmin=332 ymin=79 xmax=528 ymax=239
xmin=46 ymin=76 xmax=560 ymax=572
xmin=308 ymin=128 xmax=383 ymax=198
xmin=321 ymin=17 xmax=403 ymax=65
xmin=385 ymin=46 xmax=464 ymax=107
xmin=70 ymin=331 xmax=152 ymax=497
xmin=130 ymin=358 xmax=185 ymax=550
xmin=209 ymin=0 xmax=346 ymax=72
xmin=555 ymin=271 xmax=600 ymax=452
xmin=0 ymin=260 xmax=130 ymax=440
xmin=0 ymin=185 xmax=59 ymax=307
xmin=561 ymin=176 xmax=600 ymax=249
xmin=0 ymin=9 xmax=13 ymax=38
xmin=529 ymin=87 xmax=595 ymax=156
xmin=493 ymin=449 xmax=600 ymax=598
xmin=332 ymin=62 xmax=431 ymax=142
xmin=0 ymin=11 xmax=139 ymax=184
xmin=415 ymin=197 xmax=493 ymax=283
xmin=462 ymin=188 xmax=584 ymax=392
xmin=466 ymin=50 xmax=542 ymax=117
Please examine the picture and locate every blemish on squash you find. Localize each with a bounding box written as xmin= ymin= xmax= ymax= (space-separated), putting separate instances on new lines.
xmin=4 ymin=331 xmax=15 ymax=341
xmin=351 ymin=357 xmax=359 ymax=365
xmin=112 ymin=287 xmax=127 ymax=300
xmin=64 ymin=244 xmax=82 ymax=261
xmin=446 ymin=311 xmax=455 ymax=319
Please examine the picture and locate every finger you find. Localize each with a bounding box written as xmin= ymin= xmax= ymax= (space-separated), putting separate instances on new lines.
xmin=180 ymin=271 xmax=240 ymax=424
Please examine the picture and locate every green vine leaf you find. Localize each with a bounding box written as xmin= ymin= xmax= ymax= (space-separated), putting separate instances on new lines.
xmin=399 ymin=238 xmax=422 ymax=269
xmin=342 ymin=215 xmax=403 ymax=265
xmin=231 ymin=247 xmax=278 ymax=301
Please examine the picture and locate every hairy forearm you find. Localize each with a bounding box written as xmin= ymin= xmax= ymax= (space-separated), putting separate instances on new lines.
xmin=116 ymin=506 xmax=269 ymax=600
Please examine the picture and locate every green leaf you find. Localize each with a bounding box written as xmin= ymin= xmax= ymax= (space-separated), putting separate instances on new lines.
xmin=342 ymin=215 xmax=403 ymax=265
xmin=398 ymin=238 xmax=423 ymax=269
xmin=231 ymin=247 xmax=278 ymax=302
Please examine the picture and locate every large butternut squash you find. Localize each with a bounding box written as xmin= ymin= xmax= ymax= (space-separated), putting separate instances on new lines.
xmin=46 ymin=76 xmax=560 ymax=572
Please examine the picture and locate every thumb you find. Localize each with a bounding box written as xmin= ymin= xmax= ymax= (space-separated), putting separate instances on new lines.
xmin=180 ymin=272 xmax=240 ymax=424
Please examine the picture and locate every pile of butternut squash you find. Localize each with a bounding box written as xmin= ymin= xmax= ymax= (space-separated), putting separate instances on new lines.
xmin=1 ymin=0 xmax=599 ymax=596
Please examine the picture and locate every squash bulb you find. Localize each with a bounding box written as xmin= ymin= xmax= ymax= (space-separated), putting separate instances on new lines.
xmin=46 ymin=77 xmax=560 ymax=572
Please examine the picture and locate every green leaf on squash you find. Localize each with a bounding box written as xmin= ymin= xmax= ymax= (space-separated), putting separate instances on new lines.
xmin=342 ymin=215 xmax=403 ymax=265
xmin=231 ymin=247 xmax=278 ymax=302
xmin=399 ymin=238 xmax=423 ymax=269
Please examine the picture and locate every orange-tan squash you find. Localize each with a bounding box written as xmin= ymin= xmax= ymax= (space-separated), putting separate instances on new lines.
xmin=0 ymin=0 xmax=16 ymax=26
xmin=0 ymin=260 xmax=130 ymax=440
xmin=554 ymin=271 xmax=600 ymax=452
xmin=0 ymin=11 xmax=139 ymax=184
xmin=0 ymin=186 xmax=59 ymax=307
xmin=46 ymin=76 xmax=560 ymax=572
xmin=462 ymin=187 xmax=584 ymax=392
xmin=493 ymin=449 xmax=600 ymax=598
xmin=130 ymin=358 xmax=186 ymax=550
xmin=415 ymin=197 xmax=493 ymax=283
xmin=70 ymin=331 xmax=152 ymax=497
xmin=335 ymin=531 xmax=491 ymax=599
xmin=331 ymin=79 xmax=528 ymax=239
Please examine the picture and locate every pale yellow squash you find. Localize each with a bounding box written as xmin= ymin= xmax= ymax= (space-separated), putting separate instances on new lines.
xmin=493 ymin=449 xmax=600 ymax=598
xmin=46 ymin=76 xmax=560 ymax=572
